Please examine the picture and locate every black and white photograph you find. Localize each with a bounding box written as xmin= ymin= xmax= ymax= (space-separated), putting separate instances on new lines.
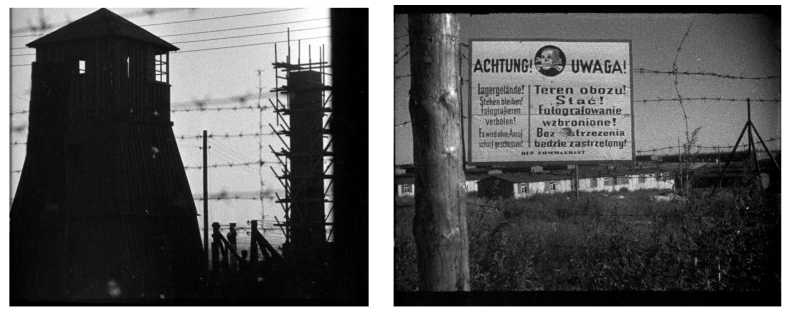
xmin=8 ymin=7 xmax=367 ymax=305
xmin=394 ymin=8 xmax=781 ymax=305
xmin=5 ymin=4 xmax=790 ymax=311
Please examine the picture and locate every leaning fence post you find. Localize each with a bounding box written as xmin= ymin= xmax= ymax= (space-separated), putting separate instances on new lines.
xmin=228 ymin=223 xmax=237 ymax=271
xmin=211 ymin=222 xmax=221 ymax=274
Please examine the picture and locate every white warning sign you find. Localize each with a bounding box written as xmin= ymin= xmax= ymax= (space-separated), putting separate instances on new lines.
xmin=468 ymin=40 xmax=634 ymax=164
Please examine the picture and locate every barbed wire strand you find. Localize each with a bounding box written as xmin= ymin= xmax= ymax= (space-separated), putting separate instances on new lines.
xmin=11 ymin=35 xmax=331 ymax=66
xmin=390 ymin=97 xmax=781 ymax=129
xmin=393 ymin=69 xmax=782 ymax=84
xmin=210 ymin=139 xmax=260 ymax=164
xmin=11 ymin=131 xmax=280 ymax=145
xmin=12 ymin=17 xmax=332 ymax=50
xmin=634 ymin=68 xmax=779 ymax=80
xmin=394 ymin=45 xmax=410 ymax=65
xmin=137 ymin=8 xmax=302 ymax=27
xmin=167 ymin=25 xmax=330 ymax=45
xmin=11 ymin=8 xmax=192 ymax=36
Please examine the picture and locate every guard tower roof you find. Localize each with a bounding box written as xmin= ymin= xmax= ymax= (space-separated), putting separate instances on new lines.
xmin=27 ymin=8 xmax=179 ymax=51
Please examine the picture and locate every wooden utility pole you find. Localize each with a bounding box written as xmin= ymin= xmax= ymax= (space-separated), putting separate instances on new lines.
xmin=408 ymin=13 xmax=470 ymax=291
xmin=203 ymin=130 xmax=209 ymax=268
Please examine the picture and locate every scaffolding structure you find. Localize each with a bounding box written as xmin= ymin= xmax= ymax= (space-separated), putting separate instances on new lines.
xmin=269 ymin=36 xmax=334 ymax=266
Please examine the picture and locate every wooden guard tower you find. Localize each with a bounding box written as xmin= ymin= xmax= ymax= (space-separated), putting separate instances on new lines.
xmin=11 ymin=8 xmax=204 ymax=301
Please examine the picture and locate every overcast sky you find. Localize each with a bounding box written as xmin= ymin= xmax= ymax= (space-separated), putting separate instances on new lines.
xmin=395 ymin=13 xmax=781 ymax=165
xmin=8 ymin=8 xmax=332 ymax=244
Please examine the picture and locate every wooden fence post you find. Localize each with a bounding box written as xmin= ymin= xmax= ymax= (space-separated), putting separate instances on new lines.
xmin=211 ymin=222 xmax=220 ymax=274
xmin=228 ymin=223 xmax=237 ymax=271
xmin=408 ymin=13 xmax=470 ymax=291
xmin=250 ymin=220 xmax=259 ymax=266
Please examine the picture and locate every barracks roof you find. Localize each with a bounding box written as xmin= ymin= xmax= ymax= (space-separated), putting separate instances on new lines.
xmin=480 ymin=168 xmax=671 ymax=183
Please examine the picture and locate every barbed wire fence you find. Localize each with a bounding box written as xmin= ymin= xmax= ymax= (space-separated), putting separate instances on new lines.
xmin=8 ymin=8 xmax=339 ymax=260
xmin=9 ymin=106 xmax=288 ymax=194
xmin=394 ymin=15 xmax=780 ymax=294
xmin=9 ymin=102 xmax=298 ymax=250
xmin=10 ymin=9 xmax=331 ymax=67
xmin=393 ymin=26 xmax=782 ymax=158
xmin=392 ymin=17 xmax=781 ymax=216
xmin=10 ymin=8 xmax=195 ymax=36
xmin=9 ymin=10 xmax=319 ymax=247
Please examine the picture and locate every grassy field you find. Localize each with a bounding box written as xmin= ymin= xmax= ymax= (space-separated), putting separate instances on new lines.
xmin=395 ymin=187 xmax=780 ymax=291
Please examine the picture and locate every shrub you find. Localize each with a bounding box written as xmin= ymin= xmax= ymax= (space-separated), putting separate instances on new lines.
xmin=395 ymin=188 xmax=780 ymax=292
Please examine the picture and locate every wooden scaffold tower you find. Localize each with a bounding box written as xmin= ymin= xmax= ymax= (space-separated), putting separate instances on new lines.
xmin=268 ymin=35 xmax=334 ymax=274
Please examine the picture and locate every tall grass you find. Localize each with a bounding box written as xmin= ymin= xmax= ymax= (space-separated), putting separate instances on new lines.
xmin=394 ymin=188 xmax=780 ymax=291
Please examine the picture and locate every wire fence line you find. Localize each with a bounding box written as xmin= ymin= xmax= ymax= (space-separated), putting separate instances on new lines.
xmin=168 ymin=25 xmax=330 ymax=45
xmin=10 ymin=105 xmax=274 ymax=116
xmin=11 ymin=15 xmax=331 ymax=49
xmin=11 ymin=25 xmax=332 ymax=55
xmin=634 ymin=137 xmax=780 ymax=154
xmin=395 ymin=22 xmax=780 ymax=164
xmin=172 ymin=104 xmax=272 ymax=113
xmin=10 ymin=131 xmax=281 ymax=146
xmin=157 ymin=17 xmax=330 ymax=38
xmin=9 ymin=9 xmax=334 ymax=214
xmin=634 ymin=68 xmax=779 ymax=80
xmin=11 ymin=35 xmax=331 ymax=66
xmin=192 ymin=193 xmax=278 ymax=201
xmin=393 ymin=115 xmax=782 ymax=152
xmin=194 ymin=196 xmax=276 ymax=201
xmin=10 ymin=8 xmax=193 ymax=36
xmin=635 ymin=97 xmax=780 ymax=103
xmin=394 ymin=43 xmax=410 ymax=65
xmin=183 ymin=160 xmax=280 ymax=170
xmin=393 ymin=97 xmax=781 ymax=125
xmin=138 ymin=8 xmax=303 ymax=27
xmin=11 ymin=8 xmax=304 ymax=36
xmin=395 ymin=18 xmax=779 ymax=293
xmin=395 ymin=68 xmax=782 ymax=84
xmin=9 ymin=160 xmax=280 ymax=174
xmin=9 ymin=93 xmax=275 ymax=116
